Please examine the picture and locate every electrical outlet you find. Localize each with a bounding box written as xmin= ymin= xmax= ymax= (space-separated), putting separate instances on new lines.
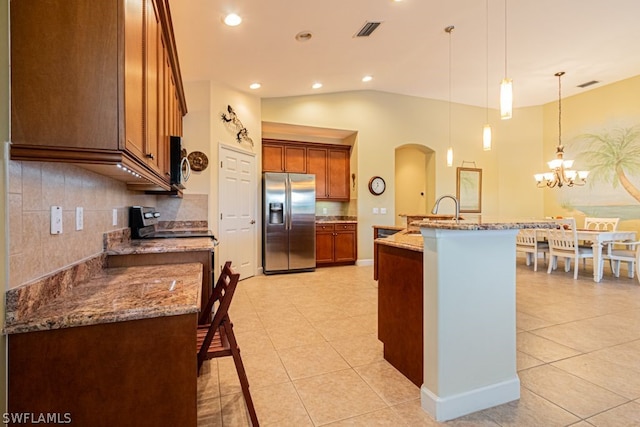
xmin=76 ymin=207 xmax=84 ymax=231
xmin=372 ymin=207 xmax=379 ymax=214
xmin=50 ymin=206 xmax=63 ymax=234
xmin=112 ymin=208 xmax=118 ymax=226
xmin=322 ymin=207 xmax=328 ymax=214
xmin=380 ymin=208 xmax=387 ymax=214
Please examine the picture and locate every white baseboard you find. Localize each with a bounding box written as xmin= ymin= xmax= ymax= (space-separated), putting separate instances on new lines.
xmin=420 ymin=376 xmax=520 ymax=422
xmin=356 ymin=259 xmax=373 ymax=266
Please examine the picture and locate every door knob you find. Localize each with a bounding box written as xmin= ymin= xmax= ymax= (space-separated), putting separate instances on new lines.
xmin=250 ymin=219 xmax=256 ymax=224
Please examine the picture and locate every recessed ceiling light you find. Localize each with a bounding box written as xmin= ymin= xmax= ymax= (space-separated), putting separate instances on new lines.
xmin=223 ymin=13 xmax=242 ymax=27
xmin=295 ymin=31 xmax=313 ymax=42
xmin=249 ymin=83 xmax=261 ymax=90
xmin=362 ymin=75 xmax=373 ymax=82
xmin=312 ymin=82 xmax=323 ymax=89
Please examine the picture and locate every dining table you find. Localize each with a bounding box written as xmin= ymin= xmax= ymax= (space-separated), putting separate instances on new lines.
xmin=535 ymin=228 xmax=637 ymax=282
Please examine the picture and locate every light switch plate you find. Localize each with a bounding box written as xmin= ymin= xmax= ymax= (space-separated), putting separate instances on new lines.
xmin=380 ymin=208 xmax=387 ymax=214
xmin=372 ymin=207 xmax=379 ymax=214
xmin=76 ymin=207 xmax=83 ymax=230
xmin=112 ymin=208 xmax=118 ymax=226
xmin=50 ymin=206 xmax=63 ymax=234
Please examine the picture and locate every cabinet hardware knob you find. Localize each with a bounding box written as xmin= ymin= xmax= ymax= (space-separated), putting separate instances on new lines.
xmin=146 ymin=153 xmax=155 ymax=160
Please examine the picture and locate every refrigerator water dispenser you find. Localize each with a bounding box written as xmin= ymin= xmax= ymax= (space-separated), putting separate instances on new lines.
xmin=268 ymin=203 xmax=284 ymax=224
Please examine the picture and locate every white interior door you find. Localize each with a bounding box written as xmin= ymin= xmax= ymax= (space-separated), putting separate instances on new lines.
xmin=218 ymin=144 xmax=257 ymax=280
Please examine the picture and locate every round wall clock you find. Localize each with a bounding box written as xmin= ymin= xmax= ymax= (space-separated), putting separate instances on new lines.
xmin=368 ymin=176 xmax=386 ymax=195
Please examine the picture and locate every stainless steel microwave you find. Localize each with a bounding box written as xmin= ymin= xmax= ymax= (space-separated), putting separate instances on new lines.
xmin=170 ymin=136 xmax=191 ymax=189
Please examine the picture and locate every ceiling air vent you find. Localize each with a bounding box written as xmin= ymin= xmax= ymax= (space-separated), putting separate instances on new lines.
xmin=577 ymin=80 xmax=600 ymax=88
xmin=355 ymin=21 xmax=382 ymax=37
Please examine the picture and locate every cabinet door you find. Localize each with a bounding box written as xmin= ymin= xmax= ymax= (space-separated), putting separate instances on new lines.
xmin=145 ymin=0 xmax=162 ymax=174
xmin=284 ymin=146 xmax=307 ymax=173
xmin=316 ymin=226 xmax=335 ymax=264
xmin=124 ymin=0 xmax=146 ymax=160
xmin=307 ymin=147 xmax=328 ymax=198
xmin=10 ymin=0 xmax=119 ymax=150
xmin=334 ymin=224 xmax=357 ymax=262
xmin=262 ymin=144 xmax=285 ymax=172
xmin=328 ymin=148 xmax=350 ymax=200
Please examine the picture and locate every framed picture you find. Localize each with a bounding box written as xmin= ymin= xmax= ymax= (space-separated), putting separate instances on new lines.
xmin=456 ymin=167 xmax=482 ymax=213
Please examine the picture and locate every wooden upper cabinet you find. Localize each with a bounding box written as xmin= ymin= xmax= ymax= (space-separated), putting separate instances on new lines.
xmin=307 ymin=145 xmax=350 ymax=201
xmin=10 ymin=0 xmax=119 ymax=151
xmin=262 ymin=143 xmax=285 ymax=172
xmin=307 ymin=147 xmax=328 ymax=198
xmin=284 ymin=146 xmax=307 ymax=173
xmin=262 ymin=139 xmax=351 ymax=201
xmin=124 ymin=0 xmax=146 ymax=161
xmin=327 ymin=148 xmax=350 ymax=200
xmin=10 ymin=0 xmax=186 ymax=190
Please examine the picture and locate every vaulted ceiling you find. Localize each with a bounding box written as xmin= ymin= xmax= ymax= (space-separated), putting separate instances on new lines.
xmin=169 ymin=0 xmax=640 ymax=109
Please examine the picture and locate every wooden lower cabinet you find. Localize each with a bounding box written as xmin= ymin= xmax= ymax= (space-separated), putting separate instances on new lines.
xmin=316 ymin=223 xmax=357 ymax=266
xmin=8 ymin=314 xmax=197 ymax=426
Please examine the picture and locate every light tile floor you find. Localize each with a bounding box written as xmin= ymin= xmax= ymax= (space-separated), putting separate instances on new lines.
xmin=197 ymin=257 xmax=640 ymax=426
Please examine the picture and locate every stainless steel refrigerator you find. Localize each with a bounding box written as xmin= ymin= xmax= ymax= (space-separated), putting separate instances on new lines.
xmin=263 ymin=172 xmax=316 ymax=274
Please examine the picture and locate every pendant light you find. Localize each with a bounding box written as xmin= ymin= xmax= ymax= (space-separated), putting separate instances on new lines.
xmin=445 ymin=25 xmax=454 ymax=167
xmin=483 ymin=0 xmax=492 ymax=150
xmin=500 ymin=0 xmax=512 ymax=120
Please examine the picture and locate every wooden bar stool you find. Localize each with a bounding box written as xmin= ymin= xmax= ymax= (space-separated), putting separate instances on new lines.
xmin=196 ymin=261 xmax=259 ymax=426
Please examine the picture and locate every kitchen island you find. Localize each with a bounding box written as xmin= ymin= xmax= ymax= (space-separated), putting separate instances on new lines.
xmin=375 ymin=218 xmax=557 ymax=422
xmin=5 ymin=261 xmax=202 ymax=426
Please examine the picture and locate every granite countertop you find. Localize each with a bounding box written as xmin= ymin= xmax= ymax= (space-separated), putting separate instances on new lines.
xmin=4 ymin=263 xmax=203 ymax=335
xmin=372 ymin=224 xmax=405 ymax=231
xmin=376 ymin=218 xmax=559 ymax=251
xmin=316 ymin=216 xmax=358 ymax=224
xmin=415 ymin=218 xmax=558 ymax=231
xmin=375 ymin=229 xmax=424 ymax=252
xmin=106 ymin=237 xmax=216 ymax=255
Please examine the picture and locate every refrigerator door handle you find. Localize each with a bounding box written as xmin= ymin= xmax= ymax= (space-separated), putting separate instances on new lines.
xmin=285 ymin=175 xmax=292 ymax=230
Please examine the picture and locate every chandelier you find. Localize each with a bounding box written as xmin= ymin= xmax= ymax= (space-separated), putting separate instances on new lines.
xmin=534 ymin=71 xmax=589 ymax=188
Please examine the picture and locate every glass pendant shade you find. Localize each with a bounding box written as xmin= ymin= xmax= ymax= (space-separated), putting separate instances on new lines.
xmin=446 ymin=147 xmax=453 ymax=167
xmin=482 ymin=124 xmax=492 ymax=151
xmin=500 ymin=78 xmax=513 ymax=120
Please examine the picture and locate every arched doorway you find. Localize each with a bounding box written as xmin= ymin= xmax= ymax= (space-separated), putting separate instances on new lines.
xmin=394 ymin=144 xmax=436 ymax=226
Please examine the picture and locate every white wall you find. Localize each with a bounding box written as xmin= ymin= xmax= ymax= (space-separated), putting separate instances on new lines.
xmin=182 ymin=81 xmax=262 ymax=270
xmin=262 ymin=90 xmax=544 ymax=261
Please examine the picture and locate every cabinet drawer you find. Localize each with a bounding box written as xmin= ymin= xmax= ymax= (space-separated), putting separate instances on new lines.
xmin=316 ymin=223 xmax=335 ymax=232
xmin=335 ymin=223 xmax=356 ymax=231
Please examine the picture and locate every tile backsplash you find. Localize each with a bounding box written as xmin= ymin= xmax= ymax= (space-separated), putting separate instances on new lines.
xmin=7 ymin=160 xmax=208 ymax=289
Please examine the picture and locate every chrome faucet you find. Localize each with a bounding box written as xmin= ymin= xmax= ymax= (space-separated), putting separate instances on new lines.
xmin=431 ymin=195 xmax=460 ymax=223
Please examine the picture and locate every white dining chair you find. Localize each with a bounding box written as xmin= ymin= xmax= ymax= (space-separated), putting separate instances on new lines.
xmin=603 ymin=240 xmax=640 ymax=282
xmin=547 ymin=218 xmax=596 ymax=279
xmin=583 ymin=217 xmax=621 ymax=256
xmin=516 ymin=229 xmax=549 ymax=271
xmin=584 ymin=217 xmax=620 ymax=231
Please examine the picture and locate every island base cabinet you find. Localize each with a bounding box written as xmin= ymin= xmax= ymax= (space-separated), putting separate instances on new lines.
xmin=376 ymin=243 xmax=423 ymax=387
xmin=8 ymin=314 xmax=197 ymax=427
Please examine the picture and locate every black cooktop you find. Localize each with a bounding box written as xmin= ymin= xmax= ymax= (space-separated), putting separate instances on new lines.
xmin=129 ymin=206 xmax=217 ymax=241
